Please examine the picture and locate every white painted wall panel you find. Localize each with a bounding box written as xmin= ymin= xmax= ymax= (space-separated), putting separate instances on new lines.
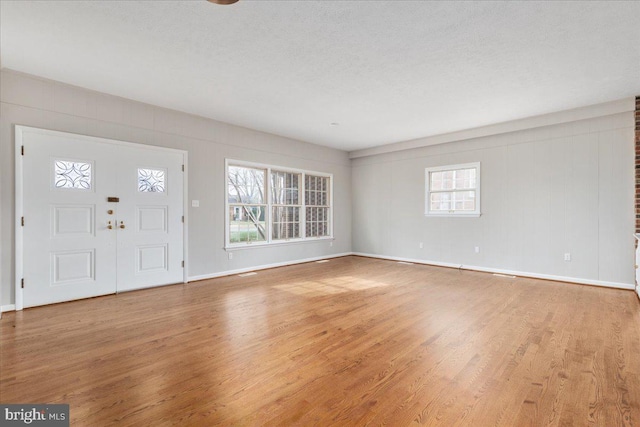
xmin=352 ymin=111 xmax=635 ymax=287
xmin=351 ymin=161 xmax=390 ymax=255
xmin=598 ymin=128 xmax=635 ymax=284
xmin=0 ymin=70 xmax=352 ymax=307
xmin=564 ymin=134 xmax=599 ymax=280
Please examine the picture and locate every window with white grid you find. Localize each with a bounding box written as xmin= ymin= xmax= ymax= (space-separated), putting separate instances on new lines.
xmin=226 ymin=160 xmax=333 ymax=247
xmin=425 ymin=162 xmax=480 ymax=217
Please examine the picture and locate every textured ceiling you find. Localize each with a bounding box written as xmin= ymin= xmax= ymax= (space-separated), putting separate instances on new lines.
xmin=1 ymin=1 xmax=639 ymax=151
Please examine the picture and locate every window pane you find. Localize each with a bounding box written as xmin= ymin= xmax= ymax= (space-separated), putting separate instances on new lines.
xmin=272 ymin=206 xmax=300 ymax=240
xmin=452 ymin=191 xmax=476 ymax=211
xmin=138 ymin=168 xmax=165 ymax=193
xmin=430 ymin=172 xmax=443 ymax=191
xmin=271 ymin=170 xmax=300 ymax=205
xmin=453 ymin=168 xmax=476 ymax=190
xmin=430 ymin=192 xmax=451 ymax=211
xmin=431 ymin=170 xmax=455 ymax=190
xmin=228 ymin=166 xmax=265 ymax=204
xmin=305 ymin=175 xmax=329 ymax=207
xmin=55 ymin=160 xmax=92 ymax=190
xmin=431 ymin=167 xmax=477 ymax=191
xmin=430 ymin=191 xmax=475 ymax=212
xmin=305 ymin=207 xmax=329 ymax=237
xmin=228 ymin=205 xmax=266 ymax=243
xmin=442 ymin=171 xmax=454 ymax=190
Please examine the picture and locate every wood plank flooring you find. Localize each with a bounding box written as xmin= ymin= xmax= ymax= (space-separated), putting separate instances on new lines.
xmin=1 ymin=256 xmax=639 ymax=426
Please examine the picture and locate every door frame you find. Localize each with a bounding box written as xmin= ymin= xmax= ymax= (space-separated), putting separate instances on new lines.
xmin=14 ymin=125 xmax=189 ymax=311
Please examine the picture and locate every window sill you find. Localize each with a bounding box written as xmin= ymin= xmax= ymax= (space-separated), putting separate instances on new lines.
xmin=225 ymin=237 xmax=334 ymax=251
xmin=424 ymin=213 xmax=481 ymax=218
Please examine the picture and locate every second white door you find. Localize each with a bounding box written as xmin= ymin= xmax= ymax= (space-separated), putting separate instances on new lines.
xmin=115 ymin=143 xmax=184 ymax=292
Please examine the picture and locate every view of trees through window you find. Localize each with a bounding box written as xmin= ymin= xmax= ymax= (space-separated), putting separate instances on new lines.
xmin=228 ymin=166 xmax=266 ymax=243
xmin=227 ymin=163 xmax=332 ymax=245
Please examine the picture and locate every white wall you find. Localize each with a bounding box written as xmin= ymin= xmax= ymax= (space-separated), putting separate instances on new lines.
xmin=1 ymin=68 xmax=634 ymax=308
xmin=352 ymin=107 xmax=635 ymax=287
xmin=0 ymin=70 xmax=352 ymax=307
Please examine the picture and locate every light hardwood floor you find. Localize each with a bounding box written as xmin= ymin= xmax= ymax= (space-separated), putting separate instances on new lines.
xmin=1 ymin=256 xmax=639 ymax=426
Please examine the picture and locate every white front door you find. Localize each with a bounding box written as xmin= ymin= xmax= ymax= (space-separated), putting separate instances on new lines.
xmin=18 ymin=127 xmax=185 ymax=308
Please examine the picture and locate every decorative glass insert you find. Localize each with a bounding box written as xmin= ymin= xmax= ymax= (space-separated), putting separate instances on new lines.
xmin=55 ymin=160 xmax=92 ymax=190
xmin=138 ymin=168 xmax=166 ymax=193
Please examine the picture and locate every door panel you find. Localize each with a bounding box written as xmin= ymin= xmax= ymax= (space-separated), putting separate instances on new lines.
xmin=115 ymin=146 xmax=184 ymax=291
xmin=22 ymin=131 xmax=118 ymax=307
xmin=20 ymin=127 xmax=185 ymax=308
xmin=52 ymin=205 xmax=94 ymax=237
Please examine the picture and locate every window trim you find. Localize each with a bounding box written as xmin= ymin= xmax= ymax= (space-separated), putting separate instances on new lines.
xmin=425 ymin=162 xmax=481 ymax=217
xmin=225 ymin=159 xmax=334 ymax=249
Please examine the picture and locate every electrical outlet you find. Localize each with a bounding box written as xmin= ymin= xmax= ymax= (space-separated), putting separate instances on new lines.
xmin=564 ymin=253 xmax=571 ymax=261
xmin=329 ymin=241 xmax=333 ymax=247
xmin=419 ymin=242 xmax=423 ymax=249
xmin=474 ymin=246 xmax=480 ymax=253
xmin=191 ymin=200 xmax=200 ymax=208
xmin=228 ymin=252 xmax=233 ymax=260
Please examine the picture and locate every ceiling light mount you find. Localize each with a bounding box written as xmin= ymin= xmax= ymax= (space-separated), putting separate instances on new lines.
xmin=207 ymin=0 xmax=239 ymax=5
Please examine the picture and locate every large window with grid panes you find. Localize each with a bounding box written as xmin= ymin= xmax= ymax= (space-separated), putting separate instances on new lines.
xmin=425 ymin=162 xmax=481 ymax=217
xmin=226 ymin=160 xmax=333 ymax=247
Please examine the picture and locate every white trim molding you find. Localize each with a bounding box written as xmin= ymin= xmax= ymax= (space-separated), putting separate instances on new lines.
xmin=1 ymin=304 xmax=17 ymax=314
xmin=350 ymin=98 xmax=635 ymax=159
xmin=352 ymin=252 xmax=636 ymax=291
xmin=188 ymin=253 xmax=351 ymax=282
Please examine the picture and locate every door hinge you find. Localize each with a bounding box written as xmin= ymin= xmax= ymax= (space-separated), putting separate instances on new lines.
xmin=181 ymin=260 xmax=184 ymax=268
xmin=21 ymin=278 xmax=24 ymax=289
xmin=21 ymin=145 xmax=24 ymax=156
xmin=21 ymin=217 xmax=24 ymax=227
xmin=182 ymin=215 xmax=184 ymax=223
xmin=182 ymin=164 xmax=185 ymax=172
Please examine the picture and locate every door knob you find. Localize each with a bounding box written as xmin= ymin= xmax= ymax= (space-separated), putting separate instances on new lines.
xmin=107 ymin=221 xmax=113 ymax=230
xmin=119 ymin=221 xmax=126 ymax=229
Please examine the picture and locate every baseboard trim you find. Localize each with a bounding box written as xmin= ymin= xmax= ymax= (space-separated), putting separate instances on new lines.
xmin=353 ymin=253 xmax=462 ymax=269
xmin=187 ymin=252 xmax=352 ymax=282
xmin=352 ymin=253 xmax=635 ymax=291
xmin=3 ymin=253 xmax=633 ymax=310
xmin=1 ymin=304 xmax=16 ymax=313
